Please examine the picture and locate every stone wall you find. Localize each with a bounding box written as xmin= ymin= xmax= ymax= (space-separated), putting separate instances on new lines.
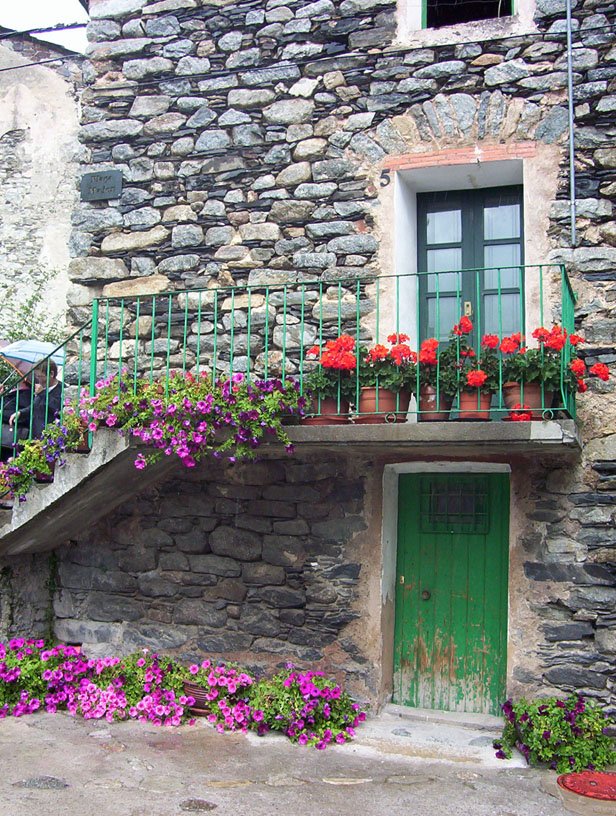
xmin=51 ymin=452 xmax=377 ymax=702
xmin=2 ymin=0 xmax=613 ymax=708
xmin=0 ymin=447 xmax=604 ymax=710
xmin=0 ymin=37 xmax=83 ymax=333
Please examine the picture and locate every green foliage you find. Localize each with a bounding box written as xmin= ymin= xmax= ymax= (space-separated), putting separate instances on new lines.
xmin=494 ymin=695 xmax=616 ymax=773
xmin=247 ymin=666 xmax=366 ymax=748
xmin=502 ymin=347 xmax=564 ymax=391
xmin=1 ymin=439 xmax=51 ymax=501
xmin=303 ymin=366 xmax=356 ymax=402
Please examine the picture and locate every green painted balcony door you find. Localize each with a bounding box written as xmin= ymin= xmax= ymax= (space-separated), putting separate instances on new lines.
xmin=417 ymin=186 xmax=524 ymax=342
xmin=393 ymin=472 xmax=510 ymax=715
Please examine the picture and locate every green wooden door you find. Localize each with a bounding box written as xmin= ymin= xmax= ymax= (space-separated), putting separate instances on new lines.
xmin=393 ymin=472 xmax=509 ymax=715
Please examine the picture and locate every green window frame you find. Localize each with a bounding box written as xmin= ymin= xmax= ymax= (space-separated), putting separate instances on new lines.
xmin=422 ymin=0 xmax=515 ymax=30
xmin=417 ymin=185 xmax=524 ymax=342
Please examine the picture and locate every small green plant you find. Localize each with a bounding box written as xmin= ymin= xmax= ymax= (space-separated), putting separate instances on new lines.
xmin=0 ymin=439 xmax=51 ymax=501
xmin=494 ymin=695 xmax=616 ymax=773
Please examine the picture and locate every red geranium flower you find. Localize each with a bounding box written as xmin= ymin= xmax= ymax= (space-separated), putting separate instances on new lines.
xmin=419 ymin=338 xmax=438 ymax=365
xmin=532 ymin=327 xmax=550 ymax=343
xmin=589 ymin=363 xmax=610 ymax=381
xmin=544 ymin=326 xmax=567 ymax=352
xmin=570 ymin=358 xmax=586 ymax=377
xmin=390 ymin=343 xmax=414 ymax=365
xmin=482 ymin=334 xmax=500 ymax=349
xmin=366 ymin=344 xmax=389 ymax=363
xmin=500 ymin=334 xmax=521 ymax=354
xmin=509 ymin=403 xmax=532 ymax=422
xmin=466 ymin=369 xmax=487 ymax=388
xmin=569 ymin=334 xmax=584 ymax=346
xmin=453 ymin=316 xmax=473 ymax=336
xmin=387 ymin=333 xmax=410 ymax=344
xmin=577 ymin=379 xmax=588 ymax=393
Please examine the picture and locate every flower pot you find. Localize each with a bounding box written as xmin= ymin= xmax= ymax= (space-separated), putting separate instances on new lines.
xmin=355 ymin=388 xmax=410 ymax=424
xmin=34 ymin=462 xmax=55 ymax=483
xmin=183 ymin=680 xmax=210 ymax=716
xmin=418 ymin=385 xmax=452 ymax=421
xmin=458 ymin=390 xmax=493 ymax=420
xmin=502 ymin=382 xmax=554 ymax=420
xmin=301 ymin=397 xmax=350 ymax=426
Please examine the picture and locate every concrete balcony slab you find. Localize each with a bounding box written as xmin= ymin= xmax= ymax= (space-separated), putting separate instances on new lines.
xmin=287 ymin=419 xmax=581 ymax=456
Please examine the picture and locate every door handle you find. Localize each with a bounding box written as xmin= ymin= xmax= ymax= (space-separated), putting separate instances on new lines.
xmin=421 ymin=590 xmax=431 ymax=601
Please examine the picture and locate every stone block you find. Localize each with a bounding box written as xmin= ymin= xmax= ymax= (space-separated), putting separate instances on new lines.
xmin=262 ymin=535 xmax=306 ymax=567
xmin=263 ymin=99 xmax=315 ymax=125
xmin=101 ymin=226 xmax=169 ymax=253
xmin=68 ymin=257 xmax=129 ymax=283
xmin=123 ymin=58 xmax=174 ymax=80
xmin=90 ymin=0 xmax=147 ymax=19
xmin=172 ymin=599 xmax=227 ymax=626
xmin=252 ymin=586 xmax=306 ymax=607
xmin=210 ymin=526 xmax=262 ymax=560
xmin=101 ymin=275 xmax=170 ymax=298
xmin=242 ymin=563 xmax=286 ymax=585
xmin=196 ymin=632 xmax=253 ymax=652
xmin=239 ymin=605 xmax=281 ymax=636
xmin=189 ymin=554 xmax=241 ymax=577
xmin=137 ymin=572 xmax=179 ymax=597
xmin=544 ymin=666 xmax=607 ymax=689
xmin=122 ymin=623 xmax=192 ymax=651
xmin=86 ymin=594 xmax=143 ymax=622
xmin=206 ymin=578 xmax=248 ymax=602
xmin=159 ymin=552 xmax=190 ymax=571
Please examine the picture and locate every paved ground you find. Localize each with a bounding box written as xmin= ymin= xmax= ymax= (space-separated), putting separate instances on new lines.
xmin=0 ymin=709 xmax=572 ymax=816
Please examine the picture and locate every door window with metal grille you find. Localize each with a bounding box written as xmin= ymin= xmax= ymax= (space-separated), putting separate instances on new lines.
xmin=420 ymin=476 xmax=490 ymax=535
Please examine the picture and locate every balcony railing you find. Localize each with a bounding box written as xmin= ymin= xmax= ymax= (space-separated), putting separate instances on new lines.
xmin=0 ymin=264 xmax=577 ymax=455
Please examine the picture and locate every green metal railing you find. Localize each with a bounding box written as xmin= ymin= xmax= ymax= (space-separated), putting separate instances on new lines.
xmin=0 ymin=263 xmax=578 ymax=458
xmin=84 ymin=263 xmax=576 ymax=420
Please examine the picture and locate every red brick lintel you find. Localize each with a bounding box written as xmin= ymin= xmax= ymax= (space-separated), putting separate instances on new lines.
xmin=383 ymin=143 xmax=537 ymax=172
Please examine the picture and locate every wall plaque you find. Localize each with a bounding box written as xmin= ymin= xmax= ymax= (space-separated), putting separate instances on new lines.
xmin=80 ymin=170 xmax=123 ymax=202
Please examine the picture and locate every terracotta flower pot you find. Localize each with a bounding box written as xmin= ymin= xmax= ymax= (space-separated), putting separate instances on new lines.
xmin=458 ymin=390 xmax=493 ymax=420
xmin=355 ymin=388 xmax=410 ymax=424
xmin=502 ymin=382 xmax=554 ymax=420
xmin=418 ymin=385 xmax=452 ymax=421
xmin=183 ymin=680 xmax=210 ymax=716
xmin=301 ymin=397 xmax=350 ymax=426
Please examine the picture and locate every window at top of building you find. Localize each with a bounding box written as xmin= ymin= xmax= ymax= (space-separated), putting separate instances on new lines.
xmin=426 ymin=0 xmax=513 ymax=29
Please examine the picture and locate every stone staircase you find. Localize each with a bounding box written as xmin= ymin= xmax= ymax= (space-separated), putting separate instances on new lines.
xmin=0 ymin=430 xmax=178 ymax=558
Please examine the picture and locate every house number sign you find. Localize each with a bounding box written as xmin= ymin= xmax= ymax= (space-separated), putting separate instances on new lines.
xmin=80 ymin=170 xmax=123 ymax=202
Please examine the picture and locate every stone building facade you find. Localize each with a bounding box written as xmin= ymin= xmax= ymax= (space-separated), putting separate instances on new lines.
xmin=1 ymin=0 xmax=615 ymax=715
xmin=0 ymin=33 xmax=83 ymax=332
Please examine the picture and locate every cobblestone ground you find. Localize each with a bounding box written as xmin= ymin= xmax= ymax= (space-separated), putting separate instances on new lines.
xmin=0 ymin=713 xmax=570 ymax=816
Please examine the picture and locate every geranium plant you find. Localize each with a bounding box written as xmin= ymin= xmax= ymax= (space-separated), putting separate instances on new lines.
xmin=358 ymin=333 xmax=416 ymax=393
xmin=494 ymin=694 xmax=616 ymax=773
xmin=499 ymin=326 xmax=611 ymax=407
xmin=415 ymin=336 xmax=463 ymax=398
xmin=304 ymin=334 xmax=357 ymax=405
xmin=454 ymin=318 xmax=501 ymax=394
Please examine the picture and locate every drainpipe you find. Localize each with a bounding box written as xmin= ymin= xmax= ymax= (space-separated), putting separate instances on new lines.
xmin=565 ymin=0 xmax=577 ymax=247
